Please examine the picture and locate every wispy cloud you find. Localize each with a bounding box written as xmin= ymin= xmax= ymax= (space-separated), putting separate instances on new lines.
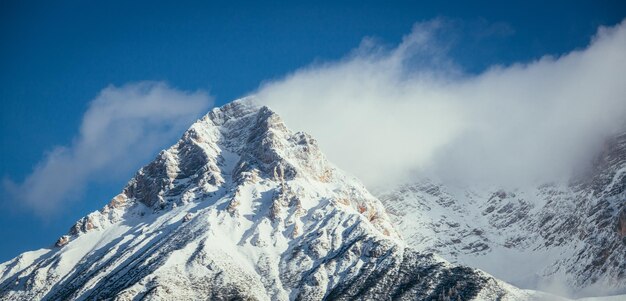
xmin=256 ymin=18 xmax=626 ymax=187
xmin=4 ymin=82 xmax=212 ymax=216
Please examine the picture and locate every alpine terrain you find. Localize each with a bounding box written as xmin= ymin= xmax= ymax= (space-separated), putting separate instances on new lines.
xmin=379 ymin=132 xmax=626 ymax=298
xmin=0 ymin=100 xmax=548 ymax=300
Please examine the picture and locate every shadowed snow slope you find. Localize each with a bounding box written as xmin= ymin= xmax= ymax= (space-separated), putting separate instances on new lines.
xmin=0 ymin=99 xmax=545 ymax=300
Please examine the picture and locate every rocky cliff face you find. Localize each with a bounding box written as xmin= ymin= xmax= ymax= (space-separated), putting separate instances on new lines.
xmin=0 ymin=100 xmax=537 ymax=301
xmin=378 ymin=132 xmax=626 ymax=298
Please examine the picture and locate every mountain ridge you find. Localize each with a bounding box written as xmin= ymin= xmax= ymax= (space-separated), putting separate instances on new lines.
xmin=379 ymin=131 xmax=626 ymax=298
xmin=0 ymin=99 xmax=541 ymax=300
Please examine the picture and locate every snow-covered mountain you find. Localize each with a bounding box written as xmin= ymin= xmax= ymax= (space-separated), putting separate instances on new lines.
xmin=378 ymin=132 xmax=626 ymax=298
xmin=0 ymin=100 xmax=544 ymax=300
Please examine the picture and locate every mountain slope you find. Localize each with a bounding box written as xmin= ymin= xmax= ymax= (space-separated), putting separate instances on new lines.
xmin=0 ymin=100 xmax=535 ymax=301
xmin=378 ymin=132 xmax=626 ymax=298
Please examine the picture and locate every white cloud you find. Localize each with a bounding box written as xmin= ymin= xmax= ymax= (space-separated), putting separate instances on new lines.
xmin=4 ymin=82 xmax=212 ymax=215
xmin=255 ymin=19 xmax=626 ymax=188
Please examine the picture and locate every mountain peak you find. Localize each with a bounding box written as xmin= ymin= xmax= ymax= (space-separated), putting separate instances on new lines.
xmin=64 ymin=99 xmax=352 ymax=237
xmin=0 ymin=100 xmax=543 ymax=301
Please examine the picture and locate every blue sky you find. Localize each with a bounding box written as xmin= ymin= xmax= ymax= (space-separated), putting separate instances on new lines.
xmin=1 ymin=0 xmax=625 ymax=261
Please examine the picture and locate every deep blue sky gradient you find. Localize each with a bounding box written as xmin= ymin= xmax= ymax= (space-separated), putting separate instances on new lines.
xmin=1 ymin=0 xmax=625 ymax=261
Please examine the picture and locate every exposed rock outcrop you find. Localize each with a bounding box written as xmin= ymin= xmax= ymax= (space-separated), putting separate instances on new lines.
xmin=0 ymin=100 xmax=536 ymax=301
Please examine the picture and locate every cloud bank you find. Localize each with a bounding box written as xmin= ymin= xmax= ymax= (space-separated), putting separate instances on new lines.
xmin=256 ymin=19 xmax=626 ymax=187
xmin=4 ymin=82 xmax=212 ymax=215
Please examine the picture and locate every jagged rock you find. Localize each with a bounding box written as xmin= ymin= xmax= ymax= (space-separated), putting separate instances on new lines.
xmin=55 ymin=235 xmax=70 ymax=247
xmin=0 ymin=99 xmax=538 ymax=301
xmin=379 ymin=131 xmax=626 ymax=297
xmin=182 ymin=213 xmax=193 ymax=223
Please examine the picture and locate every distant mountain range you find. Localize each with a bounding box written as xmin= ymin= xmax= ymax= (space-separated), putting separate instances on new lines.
xmin=379 ymin=132 xmax=626 ymax=298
